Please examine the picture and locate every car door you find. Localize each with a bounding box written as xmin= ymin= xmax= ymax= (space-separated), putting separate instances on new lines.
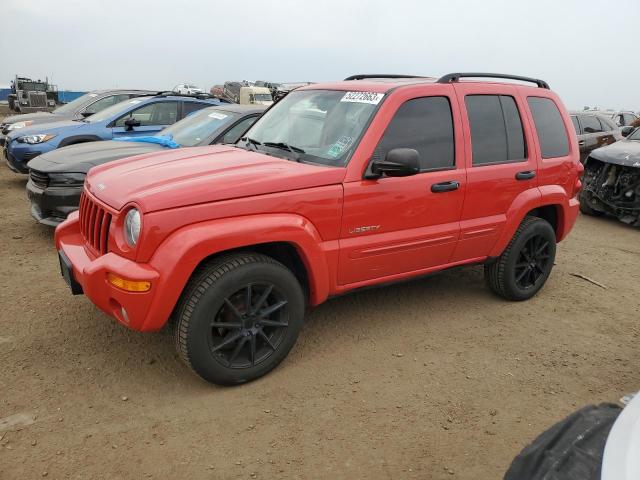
xmin=448 ymin=83 xmax=537 ymax=262
xmin=338 ymin=93 xmax=466 ymax=285
xmin=570 ymin=115 xmax=589 ymax=162
xmin=111 ymin=101 xmax=179 ymax=137
xmin=579 ymin=114 xmax=611 ymax=155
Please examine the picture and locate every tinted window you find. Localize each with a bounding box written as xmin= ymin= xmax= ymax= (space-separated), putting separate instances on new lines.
xmin=623 ymin=113 xmax=637 ymax=126
xmin=375 ymin=96 xmax=454 ymax=171
xmin=115 ymin=101 xmax=179 ymax=127
xmin=598 ymin=116 xmax=616 ymax=132
xmin=221 ymin=116 xmax=259 ymax=144
xmin=183 ymin=101 xmax=209 ymax=116
xmin=580 ymin=115 xmax=603 ymax=134
xmin=571 ymin=116 xmax=580 ymax=134
xmin=527 ymin=97 xmax=570 ymax=158
xmin=466 ymin=95 xmax=526 ymax=165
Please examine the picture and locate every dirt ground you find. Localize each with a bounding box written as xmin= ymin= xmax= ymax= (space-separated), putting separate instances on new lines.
xmin=1 ymin=128 xmax=639 ymax=479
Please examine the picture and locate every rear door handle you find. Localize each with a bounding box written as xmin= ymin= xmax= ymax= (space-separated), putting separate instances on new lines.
xmin=431 ymin=180 xmax=460 ymax=193
xmin=515 ymin=170 xmax=536 ymax=181
xmin=578 ymin=140 xmax=585 ymax=146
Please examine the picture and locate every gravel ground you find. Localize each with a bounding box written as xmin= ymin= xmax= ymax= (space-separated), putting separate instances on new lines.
xmin=1 ymin=134 xmax=639 ymax=479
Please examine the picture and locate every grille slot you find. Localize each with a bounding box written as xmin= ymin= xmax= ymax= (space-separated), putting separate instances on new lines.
xmin=79 ymin=192 xmax=111 ymax=255
xmin=28 ymin=92 xmax=47 ymax=108
xmin=30 ymin=170 xmax=49 ymax=189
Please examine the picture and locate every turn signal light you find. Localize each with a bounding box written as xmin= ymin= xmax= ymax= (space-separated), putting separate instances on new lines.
xmin=107 ymin=273 xmax=151 ymax=292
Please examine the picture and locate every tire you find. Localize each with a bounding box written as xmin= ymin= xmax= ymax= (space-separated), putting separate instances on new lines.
xmin=579 ymin=192 xmax=604 ymax=217
xmin=484 ymin=216 xmax=556 ymax=301
xmin=174 ymin=252 xmax=305 ymax=385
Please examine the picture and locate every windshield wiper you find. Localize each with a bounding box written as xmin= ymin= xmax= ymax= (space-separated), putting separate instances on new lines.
xmin=240 ymin=136 xmax=262 ymax=152
xmin=263 ymin=142 xmax=305 ymax=162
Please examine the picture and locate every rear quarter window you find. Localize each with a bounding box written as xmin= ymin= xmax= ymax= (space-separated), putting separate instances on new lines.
xmin=527 ymin=97 xmax=570 ymax=159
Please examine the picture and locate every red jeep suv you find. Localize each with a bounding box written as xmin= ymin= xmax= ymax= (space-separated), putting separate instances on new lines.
xmin=55 ymin=73 xmax=583 ymax=385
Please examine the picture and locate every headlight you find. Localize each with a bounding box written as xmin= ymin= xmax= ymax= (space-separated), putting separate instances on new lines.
xmin=18 ymin=134 xmax=56 ymax=144
xmin=124 ymin=208 xmax=141 ymax=247
xmin=48 ymin=173 xmax=86 ymax=187
xmin=7 ymin=121 xmax=33 ymax=131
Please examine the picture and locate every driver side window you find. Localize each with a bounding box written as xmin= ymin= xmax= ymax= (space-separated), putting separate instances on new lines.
xmin=84 ymin=95 xmax=118 ymax=115
xmin=115 ymin=101 xmax=179 ymax=127
xmin=220 ymin=116 xmax=259 ymax=144
xmin=374 ymin=96 xmax=455 ymax=171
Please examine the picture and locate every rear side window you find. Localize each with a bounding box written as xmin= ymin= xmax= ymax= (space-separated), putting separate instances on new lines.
xmin=580 ymin=115 xmax=603 ymax=134
xmin=527 ymin=97 xmax=570 ymax=158
xmin=375 ymin=96 xmax=455 ymax=171
xmin=183 ymin=101 xmax=208 ymax=116
xmin=570 ymin=116 xmax=580 ymax=135
xmin=465 ymin=95 xmax=526 ymax=165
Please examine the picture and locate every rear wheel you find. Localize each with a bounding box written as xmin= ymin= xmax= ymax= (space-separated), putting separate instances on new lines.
xmin=485 ymin=216 xmax=556 ymax=301
xmin=174 ymin=252 xmax=305 ymax=385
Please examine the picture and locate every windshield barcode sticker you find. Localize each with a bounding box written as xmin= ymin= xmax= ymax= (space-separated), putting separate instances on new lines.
xmin=340 ymin=91 xmax=384 ymax=105
xmin=208 ymin=111 xmax=228 ymax=119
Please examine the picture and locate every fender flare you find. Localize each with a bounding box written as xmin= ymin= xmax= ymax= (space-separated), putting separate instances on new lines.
xmin=489 ymin=186 xmax=571 ymax=258
xmin=58 ymin=135 xmax=103 ymax=148
xmin=142 ymin=213 xmax=333 ymax=331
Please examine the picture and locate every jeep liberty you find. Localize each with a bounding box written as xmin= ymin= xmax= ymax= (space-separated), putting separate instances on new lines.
xmin=54 ymin=73 xmax=583 ymax=385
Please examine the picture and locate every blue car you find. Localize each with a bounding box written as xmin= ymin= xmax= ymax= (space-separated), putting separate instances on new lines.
xmin=4 ymin=93 xmax=225 ymax=173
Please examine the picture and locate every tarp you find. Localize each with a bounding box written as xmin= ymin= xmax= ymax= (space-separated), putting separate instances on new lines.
xmin=113 ymin=135 xmax=180 ymax=149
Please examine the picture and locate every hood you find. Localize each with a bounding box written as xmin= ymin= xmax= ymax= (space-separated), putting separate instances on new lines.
xmin=601 ymin=392 xmax=640 ymax=480
xmin=2 ymin=111 xmax=62 ymax=125
xmin=7 ymin=119 xmax=85 ymax=140
xmin=27 ymin=140 xmax=165 ymax=173
xmin=590 ymin=140 xmax=640 ymax=168
xmin=86 ymin=145 xmax=346 ymax=212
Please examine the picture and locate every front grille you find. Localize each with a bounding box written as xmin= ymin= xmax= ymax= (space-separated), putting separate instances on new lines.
xmin=30 ymin=170 xmax=49 ymax=189
xmin=79 ymin=192 xmax=111 ymax=255
xmin=28 ymin=92 xmax=47 ymax=108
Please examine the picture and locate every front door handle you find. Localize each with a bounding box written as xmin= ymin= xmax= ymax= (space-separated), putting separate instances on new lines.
xmin=431 ymin=180 xmax=460 ymax=193
xmin=515 ymin=170 xmax=536 ymax=181
xmin=578 ymin=140 xmax=585 ymax=146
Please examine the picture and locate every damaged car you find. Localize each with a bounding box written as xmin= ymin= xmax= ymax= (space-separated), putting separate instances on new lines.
xmin=579 ymin=127 xmax=640 ymax=226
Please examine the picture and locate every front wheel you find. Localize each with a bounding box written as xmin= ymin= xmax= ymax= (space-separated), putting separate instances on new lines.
xmin=174 ymin=252 xmax=305 ymax=385
xmin=484 ymin=216 xmax=557 ymax=301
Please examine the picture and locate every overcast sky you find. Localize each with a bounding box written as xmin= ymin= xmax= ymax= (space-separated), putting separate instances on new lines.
xmin=1 ymin=0 xmax=637 ymax=110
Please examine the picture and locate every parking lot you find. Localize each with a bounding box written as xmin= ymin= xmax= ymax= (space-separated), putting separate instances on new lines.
xmin=0 ymin=127 xmax=638 ymax=479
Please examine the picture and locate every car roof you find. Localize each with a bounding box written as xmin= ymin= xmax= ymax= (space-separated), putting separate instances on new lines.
xmin=299 ymin=73 xmax=552 ymax=94
xmin=569 ymin=110 xmax=613 ymax=117
xmin=89 ymin=89 xmax=156 ymax=95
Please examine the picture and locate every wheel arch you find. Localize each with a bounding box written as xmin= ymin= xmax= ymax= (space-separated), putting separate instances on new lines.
xmin=142 ymin=214 xmax=334 ymax=331
xmin=58 ymin=135 xmax=103 ymax=148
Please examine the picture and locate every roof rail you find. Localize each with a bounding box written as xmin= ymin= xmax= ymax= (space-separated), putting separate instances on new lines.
xmin=437 ymin=73 xmax=550 ymax=89
xmin=344 ymin=74 xmax=424 ymax=81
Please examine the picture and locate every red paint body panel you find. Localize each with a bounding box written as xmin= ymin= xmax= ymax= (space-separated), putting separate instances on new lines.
xmin=55 ymin=78 xmax=581 ymax=333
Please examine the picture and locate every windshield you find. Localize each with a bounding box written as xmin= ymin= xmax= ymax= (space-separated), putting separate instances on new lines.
xmin=20 ymin=82 xmax=46 ymax=91
xmin=53 ymin=93 xmax=97 ymax=114
xmin=627 ymin=128 xmax=640 ymax=141
xmin=84 ymin=97 xmax=150 ymax=123
xmin=250 ymin=94 xmax=273 ymax=102
xmin=161 ymin=108 xmax=238 ymax=146
xmin=240 ymin=89 xmax=381 ymax=166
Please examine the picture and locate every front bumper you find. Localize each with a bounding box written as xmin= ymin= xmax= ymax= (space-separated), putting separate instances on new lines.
xmin=5 ymin=140 xmax=55 ymax=174
xmin=27 ymin=179 xmax=82 ymax=227
xmin=55 ymin=212 xmax=161 ymax=332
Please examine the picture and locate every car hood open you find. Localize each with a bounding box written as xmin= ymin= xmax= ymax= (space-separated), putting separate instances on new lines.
xmin=85 ymin=145 xmax=346 ymax=212
xmin=590 ymin=140 xmax=640 ymax=168
xmin=27 ymin=140 xmax=165 ymax=174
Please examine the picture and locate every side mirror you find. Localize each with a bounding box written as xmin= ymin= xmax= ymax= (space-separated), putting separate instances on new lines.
xmin=369 ymin=148 xmax=420 ymax=178
xmin=124 ymin=117 xmax=141 ymax=130
xmin=621 ymin=126 xmax=635 ymax=137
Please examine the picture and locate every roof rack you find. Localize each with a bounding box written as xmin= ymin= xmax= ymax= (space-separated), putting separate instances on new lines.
xmin=437 ymin=73 xmax=550 ymax=89
xmin=153 ymin=91 xmax=231 ymax=103
xmin=344 ymin=74 xmax=424 ymax=81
